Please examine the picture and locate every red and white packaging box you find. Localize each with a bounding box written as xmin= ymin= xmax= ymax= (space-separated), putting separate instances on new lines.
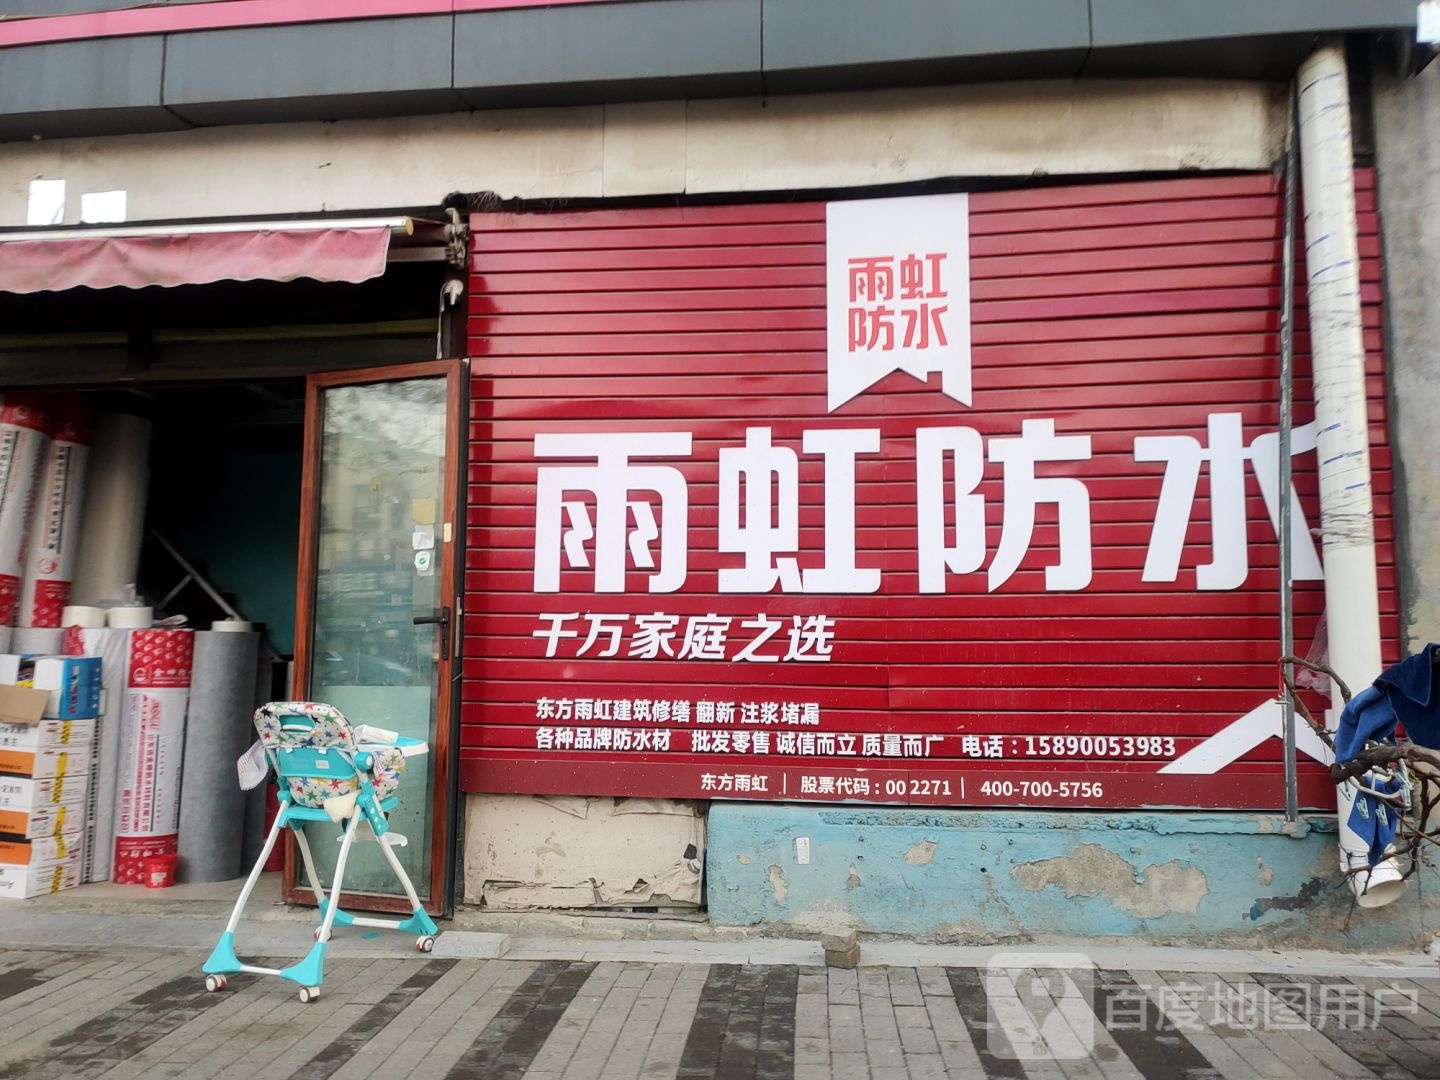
xmin=0 ymin=844 xmax=82 ymax=897
xmin=0 ymin=743 xmax=89 ymax=780
xmin=0 ymin=770 xmax=89 ymax=838
xmin=0 ymin=718 xmax=96 ymax=776
xmin=0 ymin=830 xmax=81 ymax=866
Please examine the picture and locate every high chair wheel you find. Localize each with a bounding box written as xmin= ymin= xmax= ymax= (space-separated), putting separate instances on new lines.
xmin=204 ymin=975 xmax=228 ymax=993
xmin=416 ymin=936 xmax=435 ymax=953
xmin=313 ymin=927 xmax=331 ymax=942
xmin=299 ymin=986 xmax=320 ymax=1003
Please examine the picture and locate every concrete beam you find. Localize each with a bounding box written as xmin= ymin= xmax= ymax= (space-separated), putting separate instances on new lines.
xmin=0 ymin=79 xmax=1285 ymax=226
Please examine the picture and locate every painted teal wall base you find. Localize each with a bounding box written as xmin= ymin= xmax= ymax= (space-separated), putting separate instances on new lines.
xmin=705 ymin=805 xmax=1440 ymax=949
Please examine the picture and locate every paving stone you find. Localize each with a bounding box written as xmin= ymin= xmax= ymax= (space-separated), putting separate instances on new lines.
xmin=861 ymin=998 xmax=901 ymax=1043
xmin=1151 ymin=970 xmax=1283 ymax=1080
xmin=2 ymin=940 xmax=1438 ymax=1080
xmin=887 ymin=969 xmax=925 ymax=1008
xmin=896 ymin=1022 xmax=939 ymax=1056
xmin=797 ymin=971 xmax=828 ymax=995
xmin=793 ymin=1035 xmax=829 ymax=1064
xmin=1212 ymin=971 xmax=1374 ymax=1080
xmin=828 ymin=965 xmax=860 ymax=1005
xmin=829 ymin=1002 xmax=866 ymax=1053
xmin=865 ymin=1039 xmax=905 ymax=1068
xmin=858 ymin=968 xmax=891 ymax=997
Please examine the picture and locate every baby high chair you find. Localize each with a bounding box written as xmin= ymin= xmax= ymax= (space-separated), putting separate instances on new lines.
xmin=202 ymin=701 xmax=438 ymax=1002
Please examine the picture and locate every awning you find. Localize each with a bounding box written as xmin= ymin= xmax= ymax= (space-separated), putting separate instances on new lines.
xmin=0 ymin=217 xmax=441 ymax=294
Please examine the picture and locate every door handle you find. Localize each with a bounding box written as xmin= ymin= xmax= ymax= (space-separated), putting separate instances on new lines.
xmin=413 ymin=606 xmax=451 ymax=661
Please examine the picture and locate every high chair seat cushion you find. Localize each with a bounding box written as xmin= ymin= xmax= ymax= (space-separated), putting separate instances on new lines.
xmin=254 ymin=701 xmax=406 ymax=808
xmin=284 ymin=749 xmax=405 ymax=807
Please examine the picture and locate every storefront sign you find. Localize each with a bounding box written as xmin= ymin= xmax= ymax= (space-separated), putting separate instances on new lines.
xmin=463 ymin=173 xmax=1394 ymax=809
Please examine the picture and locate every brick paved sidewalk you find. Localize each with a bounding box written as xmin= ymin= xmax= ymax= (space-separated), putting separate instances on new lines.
xmin=0 ymin=946 xmax=1437 ymax=1079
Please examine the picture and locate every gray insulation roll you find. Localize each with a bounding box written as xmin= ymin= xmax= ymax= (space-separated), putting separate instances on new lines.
xmin=71 ymin=413 xmax=151 ymax=608
xmin=177 ymin=630 xmax=259 ymax=883
xmin=241 ymin=643 xmax=278 ymax=867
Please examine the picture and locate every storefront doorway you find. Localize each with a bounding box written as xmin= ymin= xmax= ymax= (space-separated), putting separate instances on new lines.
xmin=288 ymin=362 xmax=464 ymax=915
xmin=1 ymin=227 xmax=467 ymax=912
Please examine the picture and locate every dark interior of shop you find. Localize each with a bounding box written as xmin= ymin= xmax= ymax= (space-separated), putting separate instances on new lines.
xmin=2 ymin=256 xmax=454 ymax=662
xmin=119 ymin=382 xmax=304 ymax=657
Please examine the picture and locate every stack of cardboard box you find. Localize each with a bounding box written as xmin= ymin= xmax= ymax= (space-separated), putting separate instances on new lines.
xmin=0 ymin=655 xmax=101 ymax=898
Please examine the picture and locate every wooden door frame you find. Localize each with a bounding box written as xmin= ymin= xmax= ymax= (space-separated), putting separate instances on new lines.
xmin=285 ymin=358 xmax=464 ymax=916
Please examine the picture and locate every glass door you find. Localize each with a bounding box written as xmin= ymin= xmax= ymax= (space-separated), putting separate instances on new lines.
xmin=287 ymin=360 xmax=462 ymax=915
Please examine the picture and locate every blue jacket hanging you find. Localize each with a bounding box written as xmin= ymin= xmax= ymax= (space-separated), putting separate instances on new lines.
xmin=1331 ymin=643 xmax=1438 ymax=868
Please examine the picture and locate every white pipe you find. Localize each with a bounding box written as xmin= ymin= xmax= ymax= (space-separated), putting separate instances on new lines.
xmin=1296 ymin=44 xmax=1401 ymax=907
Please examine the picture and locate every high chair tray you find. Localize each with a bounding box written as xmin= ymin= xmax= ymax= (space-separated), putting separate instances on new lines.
xmin=357 ymin=734 xmax=428 ymax=758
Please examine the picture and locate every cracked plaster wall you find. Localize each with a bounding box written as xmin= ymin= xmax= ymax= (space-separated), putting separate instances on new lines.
xmin=705 ymin=806 xmax=1440 ymax=948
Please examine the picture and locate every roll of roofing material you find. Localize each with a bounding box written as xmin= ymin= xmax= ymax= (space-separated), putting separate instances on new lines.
xmin=0 ymin=394 xmax=54 ymax=631
xmin=70 ymin=413 xmax=151 ymax=609
xmin=63 ymin=625 xmax=132 ymax=883
xmin=12 ymin=626 xmax=63 ymax=655
xmin=61 ymin=606 xmax=106 ymax=630
xmin=112 ymin=628 xmax=194 ymax=884
xmin=107 ymin=606 xmax=153 ymax=629
xmin=176 ymin=630 xmax=259 ymax=883
xmin=19 ymin=399 xmax=91 ymax=628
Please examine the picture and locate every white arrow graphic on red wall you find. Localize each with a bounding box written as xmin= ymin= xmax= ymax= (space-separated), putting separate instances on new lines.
xmin=1159 ymin=699 xmax=1334 ymax=775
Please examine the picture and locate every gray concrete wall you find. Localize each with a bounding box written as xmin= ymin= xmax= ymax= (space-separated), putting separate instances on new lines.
xmin=1373 ymin=63 xmax=1440 ymax=653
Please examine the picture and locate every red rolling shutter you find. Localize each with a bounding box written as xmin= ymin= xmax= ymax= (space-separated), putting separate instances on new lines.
xmin=461 ymin=171 xmax=1394 ymax=811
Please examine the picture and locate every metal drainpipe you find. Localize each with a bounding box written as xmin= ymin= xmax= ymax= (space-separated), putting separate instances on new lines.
xmin=1296 ymin=42 xmax=1400 ymax=906
xmin=1279 ymin=86 xmax=1298 ymax=824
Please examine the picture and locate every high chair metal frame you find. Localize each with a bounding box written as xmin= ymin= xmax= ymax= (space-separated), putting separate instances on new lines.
xmin=202 ymin=701 xmax=438 ymax=1003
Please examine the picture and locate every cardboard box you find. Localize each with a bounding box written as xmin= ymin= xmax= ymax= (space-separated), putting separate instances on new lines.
xmin=0 ymin=718 xmax=95 ymax=754
xmin=0 ymin=771 xmax=89 ymax=810
xmin=0 ymin=655 xmax=102 ymax=720
xmin=0 ymin=799 xmax=84 ymax=839
xmin=0 ymin=744 xmax=89 ymax=780
xmin=0 ymin=683 xmax=47 ymax=727
xmin=0 ymin=847 xmax=82 ymax=897
xmin=0 ymin=831 xmax=80 ymax=865
xmin=32 ymin=657 xmax=101 ymax=720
